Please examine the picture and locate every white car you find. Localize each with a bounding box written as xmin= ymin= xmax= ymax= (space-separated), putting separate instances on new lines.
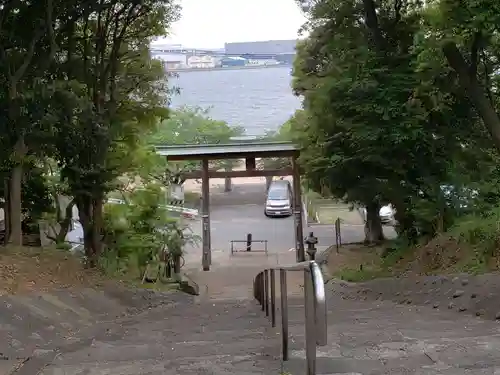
xmin=379 ymin=205 xmax=395 ymax=224
xmin=360 ymin=205 xmax=395 ymax=225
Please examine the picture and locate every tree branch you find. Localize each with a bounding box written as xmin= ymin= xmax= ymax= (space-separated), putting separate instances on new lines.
xmin=13 ymin=27 xmax=45 ymax=83
xmin=442 ymin=41 xmax=500 ymax=150
xmin=469 ymin=31 xmax=482 ymax=77
xmin=362 ymin=0 xmax=385 ymax=52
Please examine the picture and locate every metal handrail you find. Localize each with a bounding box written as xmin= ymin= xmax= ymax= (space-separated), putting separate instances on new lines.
xmin=253 ymin=261 xmax=327 ymax=375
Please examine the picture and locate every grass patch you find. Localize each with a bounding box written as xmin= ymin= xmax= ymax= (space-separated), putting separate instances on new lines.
xmin=328 ymin=239 xmax=417 ymax=282
xmin=303 ymin=189 xmax=363 ymax=225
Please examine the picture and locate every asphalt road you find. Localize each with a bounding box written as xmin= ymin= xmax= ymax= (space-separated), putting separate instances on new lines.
xmin=182 ymin=182 xmax=396 ymax=269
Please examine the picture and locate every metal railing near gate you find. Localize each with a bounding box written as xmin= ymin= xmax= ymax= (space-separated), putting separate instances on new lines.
xmin=230 ymin=237 xmax=268 ymax=254
xmin=253 ymin=261 xmax=327 ymax=375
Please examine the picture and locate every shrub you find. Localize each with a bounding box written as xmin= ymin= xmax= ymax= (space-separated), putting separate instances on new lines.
xmin=100 ymin=183 xmax=199 ymax=278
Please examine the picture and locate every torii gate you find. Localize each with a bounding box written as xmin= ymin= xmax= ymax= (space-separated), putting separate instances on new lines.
xmin=155 ymin=141 xmax=305 ymax=271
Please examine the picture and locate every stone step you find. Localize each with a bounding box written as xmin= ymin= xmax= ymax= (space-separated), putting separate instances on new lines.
xmin=0 ymin=297 xmax=72 ymax=358
xmin=53 ymin=335 xmax=277 ymax=364
xmin=0 ymin=288 xmax=190 ymax=361
xmin=42 ymin=352 xmax=283 ymax=375
xmin=36 ymin=298 xmax=284 ymax=375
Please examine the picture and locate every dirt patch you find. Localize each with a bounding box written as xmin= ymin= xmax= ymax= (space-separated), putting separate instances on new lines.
xmin=0 ymin=245 xmax=189 ymax=314
xmin=326 ymin=234 xmax=498 ymax=282
xmin=0 ymin=246 xmax=105 ymax=296
xmin=409 ymin=235 xmax=500 ymax=274
xmin=325 ymin=238 xmax=500 ymax=320
xmin=329 ymin=272 xmax=500 ymax=320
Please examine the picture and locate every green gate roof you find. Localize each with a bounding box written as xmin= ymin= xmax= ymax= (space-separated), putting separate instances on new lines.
xmin=155 ymin=141 xmax=299 ymax=161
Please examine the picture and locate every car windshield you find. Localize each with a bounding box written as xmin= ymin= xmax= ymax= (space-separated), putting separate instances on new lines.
xmin=268 ymin=189 xmax=288 ymax=200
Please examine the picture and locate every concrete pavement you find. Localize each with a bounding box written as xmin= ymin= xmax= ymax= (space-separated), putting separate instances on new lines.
xmin=284 ymin=295 xmax=500 ymax=374
xmin=182 ymin=181 xmax=394 ymax=270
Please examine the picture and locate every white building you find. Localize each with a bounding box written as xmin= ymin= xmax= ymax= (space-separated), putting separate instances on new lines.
xmin=187 ymin=55 xmax=216 ymax=69
xmin=247 ymin=59 xmax=280 ymax=66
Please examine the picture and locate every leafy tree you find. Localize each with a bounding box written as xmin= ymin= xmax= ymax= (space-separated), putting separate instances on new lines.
xmin=43 ymin=0 xmax=179 ymax=265
xmin=147 ymin=106 xmax=245 ymax=192
xmin=0 ymin=0 xmax=67 ymax=245
xmin=258 ymin=115 xmax=296 ymax=189
xmin=427 ymin=0 xmax=500 ymax=149
xmin=291 ymin=0 xmax=485 ymax=243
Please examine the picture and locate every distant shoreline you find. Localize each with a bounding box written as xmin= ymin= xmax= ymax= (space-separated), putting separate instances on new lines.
xmin=167 ymin=64 xmax=291 ymax=73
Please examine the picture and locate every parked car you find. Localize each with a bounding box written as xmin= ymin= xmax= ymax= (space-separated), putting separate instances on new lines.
xmin=264 ymin=180 xmax=293 ymax=217
xmin=379 ymin=205 xmax=395 ymax=224
xmin=360 ymin=204 xmax=395 ymax=225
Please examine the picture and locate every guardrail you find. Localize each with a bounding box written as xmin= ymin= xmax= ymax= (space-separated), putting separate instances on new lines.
xmin=230 ymin=239 xmax=268 ymax=254
xmin=253 ymin=261 xmax=327 ymax=375
xmin=106 ymin=198 xmax=199 ymax=219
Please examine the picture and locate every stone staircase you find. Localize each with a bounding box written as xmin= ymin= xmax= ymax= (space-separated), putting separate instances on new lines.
xmin=0 ymin=266 xmax=307 ymax=375
xmin=0 ymin=287 xmax=192 ymax=374
xmin=42 ymin=299 xmax=285 ymax=375
xmin=5 ymin=264 xmax=500 ymax=375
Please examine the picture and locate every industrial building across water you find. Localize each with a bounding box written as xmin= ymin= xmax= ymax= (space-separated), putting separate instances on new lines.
xmin=150 ymin=39 xmax=298 ymax=71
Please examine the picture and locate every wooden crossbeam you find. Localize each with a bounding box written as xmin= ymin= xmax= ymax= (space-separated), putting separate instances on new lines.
xmin=183 ymin=167 xmax=293 ymax=179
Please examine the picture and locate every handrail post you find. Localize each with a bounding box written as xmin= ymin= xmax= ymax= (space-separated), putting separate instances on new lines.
xmin=304 ymin=269 xmax=316 ymax=375
xmin=280 ymin=269 xmax=289 ymax=361
xmin=261 ymin=271 xmax=265 ymax=311
xmin=270 ymin=269 xmax=276 ymax=327
xmin=253 ymin=262 xmax=327 ymax=373
xmin=264 ymin=270 xmax=269 ymax=316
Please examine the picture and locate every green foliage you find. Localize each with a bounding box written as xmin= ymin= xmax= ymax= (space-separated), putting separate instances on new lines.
xmin=149 ymin=106 xmax=244 ymax=145
xmin=258 ymin=114 xmax=297 ymax=171
xmin=0 ymin=0 xmax=181 ymax=260
xmin=21 ymin=164 xmax=54 ymax=221
xmin=291 ymin=0 xmax=500 ymax=248
xmin=450 ymin=208 xmax=500 ymax=260
xmin=100 ymin=183 xmax=198 ymax=278
xmin=146 ymin=106 xmax=245 ymax=176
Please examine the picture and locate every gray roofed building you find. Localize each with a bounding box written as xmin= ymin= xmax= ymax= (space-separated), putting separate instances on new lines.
xmin=224 ymin=40 xmax=298 ymax=55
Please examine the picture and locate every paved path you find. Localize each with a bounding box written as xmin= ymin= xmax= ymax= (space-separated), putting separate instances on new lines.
xmin=283 ymin=294 xmax=500 ymax=374
xmin=183 ymin=181 xmax=393 ymax=270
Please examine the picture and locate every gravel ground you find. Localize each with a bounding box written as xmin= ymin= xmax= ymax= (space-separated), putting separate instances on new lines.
xmin=327 ymin=272 xmax=500 ymax=321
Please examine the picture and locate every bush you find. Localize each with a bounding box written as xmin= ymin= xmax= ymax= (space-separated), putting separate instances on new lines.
xmin=450 ymin=208 xmax=500 ymax=256
xmin=100 ymin=183 xmax=198 ymax=278
xmin=447 ymin=207 xmax=500 ymax=272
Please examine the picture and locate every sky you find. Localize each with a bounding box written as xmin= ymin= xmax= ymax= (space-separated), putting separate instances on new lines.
xmin=153 ymin=0 xmax=308 ymax=48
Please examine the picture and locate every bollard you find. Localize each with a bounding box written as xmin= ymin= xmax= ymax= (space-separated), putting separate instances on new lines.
xmin=246 ymin=233 xmax=252 ymax=251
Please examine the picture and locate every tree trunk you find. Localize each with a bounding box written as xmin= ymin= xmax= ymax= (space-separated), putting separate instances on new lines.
xmin=224 ymin=177 xmax=232 ymax=192
xmin=364 ymin=202 xmax=384 ymax=244
xmin=91 ymin=197 xmax=103 ymax=261
xmin=76 ymin=195 xmax=94 ymax=266
xmin=442 ymin=42 xmax=500 ymax=150
xmin=8 ymin=164 xmax=23 ymax=246
xmin=55 ymin=199 xmax=76 ymax=244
